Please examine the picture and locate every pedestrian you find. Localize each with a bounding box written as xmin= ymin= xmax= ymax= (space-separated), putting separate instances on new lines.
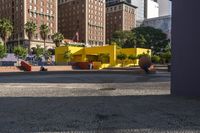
xmin=89 ymin=62 xmax=93 ymax=70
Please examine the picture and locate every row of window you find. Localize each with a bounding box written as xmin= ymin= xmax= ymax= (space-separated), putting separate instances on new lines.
xmin=30 ymin=0 xmax=54 ymax=5
xmin=107 ymin=4 xmax=135 ymax=14
xmin=29 ymin=6 xmax=54 ymax=15
xmin=88 ymin=40 xmax=104 ymax=46
xmin=88 ymin=36 xmax=104 ymax=41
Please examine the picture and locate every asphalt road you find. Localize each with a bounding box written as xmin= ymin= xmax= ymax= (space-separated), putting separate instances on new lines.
xmin=0 ymin=72 xmax=200 ymax=133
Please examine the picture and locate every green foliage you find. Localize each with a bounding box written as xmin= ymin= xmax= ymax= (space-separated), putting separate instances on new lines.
xmin=40 ymin=24 xmax=50 ymax=40
xmin=0 ymin=18 xmax=13 ymax=49
xmin=40 ymin=24 xmax=50 ymax=50
xmin=25 ymin=21 xmax=37 ymax=40
xmin=33 ymin=45 xmax=52 ymax=60
xmin=117 ymin=52 xmax=127 ymax=67
xmin=117 ymin=53 xmax=127 ymax=61
xmin=48 ymin=49 xmax=55 ymax=55
xmin=63 ymin=50 xmax=72 ymax=63
xmin=14 ymin=45 xmax=28 ymax=59
xmin=110 ymin=41 xmax=117 ymax=46
xmin=111 ymin=31 xmax=133 ymax=48
xmin=34 ymin=45 xmax=44 ymax=59
xmin=128 ymin=54 xmax=138 ymax=66
xmin=137 ymin=53 xmax=150 ymax=59
xmin=124 ymin=32 xmax=146 ymax=48
xmin=160 ymin=51 xmax=172 ymax=64
xmin=132 ymin=26 xmax=170 ymax=54
xmin=52 ymin=32 xmax=64 ymax=47
xmin=98 ymin=53 xmax=110 ymax=63
xmin=151 ymin=55 xmax=161 ymax=63
xmin=0 ymin=45 xmax=7 ymax=59
xmin=64 ymin=43 xmax=85 ymax=47
xmin=128 ymin=54 xmax=138 ymax=60
xmin=159 ymin=44 xmax=172 ymax=64
xmin=25 ymin=21 xmax=37 ymax=52
xmin=111 ymin=27 xmax=170 ymax=54
xmin=44 ymin=50 xmax=52 ymax=60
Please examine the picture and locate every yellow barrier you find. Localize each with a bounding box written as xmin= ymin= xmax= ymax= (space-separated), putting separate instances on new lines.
xmin=55 ymin=45 xmax=151 ymax=69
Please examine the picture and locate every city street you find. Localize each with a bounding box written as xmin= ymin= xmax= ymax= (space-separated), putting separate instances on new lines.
xmin=0 ymin=72 xmax=200 ymax=132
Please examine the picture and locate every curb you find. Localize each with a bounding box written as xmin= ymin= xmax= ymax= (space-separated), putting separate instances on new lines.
xmin=0 ymin=70 xmax=147 ymax=76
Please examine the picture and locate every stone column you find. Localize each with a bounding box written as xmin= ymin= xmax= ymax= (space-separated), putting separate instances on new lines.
xmin=171 ymin=0 xmax=200 ymax=96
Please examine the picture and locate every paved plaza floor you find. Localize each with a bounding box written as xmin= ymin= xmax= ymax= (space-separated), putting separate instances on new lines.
xmin=0 ymin=72 xmax=200 ymax=133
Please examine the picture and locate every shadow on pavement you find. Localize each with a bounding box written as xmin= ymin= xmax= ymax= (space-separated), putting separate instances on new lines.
xmin=0 ymin=95 xmax=199 ymax=132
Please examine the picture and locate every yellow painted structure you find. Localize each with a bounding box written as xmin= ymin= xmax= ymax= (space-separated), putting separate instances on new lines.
xmin=55 ymin=45 xmax=151 ymax=69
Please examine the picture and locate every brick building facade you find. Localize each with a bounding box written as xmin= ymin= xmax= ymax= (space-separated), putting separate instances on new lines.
xmin=0 ymin=0 xmax=57 ymax=52
xmin=106 ymin=2 xmax=137 ymax=43
xmin=58 ymin=0 xmax=106 ymax=46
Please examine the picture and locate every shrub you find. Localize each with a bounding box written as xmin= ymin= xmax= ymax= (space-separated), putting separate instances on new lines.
xmin=128 ymin=54 xmax=138 ymax=66
xmin=65 ymin=43 xmax=85 ymax=47
xmin=98 ymin=53 xmax=110 ymax=63
xmin=160 ymin=51 xmax=171 ymax=64
xmin=151 ymin=55 xmax=161 ymax=63
xmin=117 ymin=52 xmax=127 ymax=67
xmin=137 ymin=53 xmax=150 ymax=59
xmin=0 ymin=45 xmax=7 ymax=59
xmin=63 ymin=50 xmax=72 ymax=63
xmin=34 ymin=45 xmax=44 ymax=60
xmin=14 ymin=45 xmax=28 ymax=59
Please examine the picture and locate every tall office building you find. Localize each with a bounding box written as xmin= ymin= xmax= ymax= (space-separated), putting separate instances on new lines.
xmin=106 ymin=0 xmax=144 ymax=26
xmin=58 ymin=0 xmax=106 ymax=46
xmin=157 ymin=0 xmax=172 ymax=16
xmin=106 ymin=1 xmax=137 ymax=43
xmin=0 ymin=0 xmax=58 ymax=51
xmin=130 ymin=0 xmax=145 ymax=26
xmin=144 ymin=0 xmax=159 ymax=19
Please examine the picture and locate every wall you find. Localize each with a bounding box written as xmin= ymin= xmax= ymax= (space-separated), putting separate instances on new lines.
xmin=157 ymin=0 xmax=171 ymax=16
xmin=84 ymin=45 xmax=116 ymax=65
xmin=146 ymin=0 xmax=159 ymax=19
xmin=55 ymin=45 xmax=151 ymax=68
xmin=172 ymin=0 xmax=200 ymax=96
xmin=55 ymin=46 xmax=83 ymax=63
xmin=143 ymin=15 xmax=171 ymax=39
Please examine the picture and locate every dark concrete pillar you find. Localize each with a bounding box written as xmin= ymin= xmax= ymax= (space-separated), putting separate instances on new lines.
xmin=171 ymin=0 xmax=200 ymax=96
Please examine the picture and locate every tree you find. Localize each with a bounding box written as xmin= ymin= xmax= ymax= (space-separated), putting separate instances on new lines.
xmin=24 ymin=21 xmax=37 ymax=52
xmin=117 ymin=52 xmax=127 ymax=67
xmin=0 ymin=18 xmax=13 ymax=50
xmin=0 ymin=45 xmax=7 ymax=59
xmin=111 ymin=30 xmax=132 ymax=47
xmin=52 ymin=32 xmax=64 ymax=47
xmin=63 ymin=50 xmax=72 ymax=64
xmin=14 ymin=45 xmax=28 ymax=60
xmin=132 ymin=26 xmax=170 ymax=54
xmin=124 ymin=33 xmax=146 ymax=48
xmin=128 ymin=54 xmax=138 ymax=66
xmin=111 ymin=30 xmax=147 ymax=49
xmin=40 ymin=24 xmax=50 ymax=51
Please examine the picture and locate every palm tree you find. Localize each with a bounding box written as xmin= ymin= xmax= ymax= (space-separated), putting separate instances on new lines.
xmin=39 ymin=24 xmax=50 ymax=51
xmin=24 ymin=21 xmax=37 ymax=53
xmin=0 ymin=18 xmax=13 ymax=50
xmin=52 ymin=32 xmax=64 ymax=47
